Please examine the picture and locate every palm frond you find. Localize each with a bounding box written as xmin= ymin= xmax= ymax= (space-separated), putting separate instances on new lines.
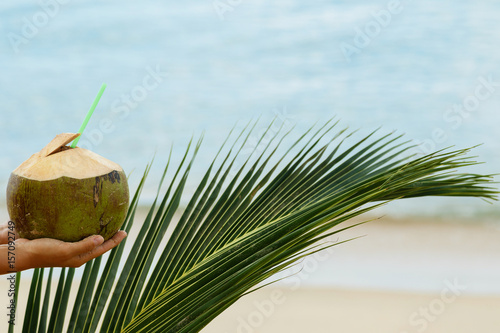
xmin=18 ymin=122 xmax=497 ymax=333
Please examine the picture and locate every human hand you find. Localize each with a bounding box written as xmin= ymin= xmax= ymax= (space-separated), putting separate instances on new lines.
xmin=14 ymin=231 xmax=127 ymax=271
xmin=1 ymin=220 xmax=127 ymax=274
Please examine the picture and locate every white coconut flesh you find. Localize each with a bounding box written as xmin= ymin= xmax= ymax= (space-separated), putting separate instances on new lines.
xmin=13 ymin=133 xmax=123 ymax=181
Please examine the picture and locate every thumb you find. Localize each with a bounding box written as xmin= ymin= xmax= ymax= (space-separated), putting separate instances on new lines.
xmin=68 ymin=235 xmax=105 ymax=256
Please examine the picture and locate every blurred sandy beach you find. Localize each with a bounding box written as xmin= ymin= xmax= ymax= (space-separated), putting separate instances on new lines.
xmin=1 ymin=208 xmax=499 ymax=332
xmin=203 ymin=286 xmax=500 ymax=333
xmin=203 ymin=218 xmax=500 ymax=333
xmin=3 ymin=282 xmax=499 ymax=333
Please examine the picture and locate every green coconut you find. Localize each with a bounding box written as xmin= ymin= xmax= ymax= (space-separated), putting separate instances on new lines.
xmin=6 ymin=133 xmax=129 ymax=242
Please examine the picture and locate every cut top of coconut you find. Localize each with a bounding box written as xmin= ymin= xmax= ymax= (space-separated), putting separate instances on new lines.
xmin=39 ymin=133 xmax=81 ymax=157
xmin=13 ymin=133 xmax=124 ymax=181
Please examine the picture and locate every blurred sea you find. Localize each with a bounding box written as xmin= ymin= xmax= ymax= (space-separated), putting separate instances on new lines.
xmin=0 ymin=0 xmax=499 ymax=218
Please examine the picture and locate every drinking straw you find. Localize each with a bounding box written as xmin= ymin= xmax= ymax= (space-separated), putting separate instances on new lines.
xmin=70 ymin=83 xmax=107 ymax=148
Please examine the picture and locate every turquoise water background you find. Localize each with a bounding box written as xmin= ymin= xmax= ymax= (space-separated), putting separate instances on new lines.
xmin=0 ymin=0 xmax=499 ymax=217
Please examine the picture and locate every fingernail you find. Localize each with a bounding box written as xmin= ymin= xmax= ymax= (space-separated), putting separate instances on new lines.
xmin=93 ymin=235 xmax=104 ymax=245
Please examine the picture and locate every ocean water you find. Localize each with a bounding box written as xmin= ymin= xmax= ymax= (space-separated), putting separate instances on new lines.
xmin=0 ymin=0 xmax=499 ymax=217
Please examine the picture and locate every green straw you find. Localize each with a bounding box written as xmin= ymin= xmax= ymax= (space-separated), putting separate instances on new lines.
xmin=70 ymin=83 xmax=107 ymax=148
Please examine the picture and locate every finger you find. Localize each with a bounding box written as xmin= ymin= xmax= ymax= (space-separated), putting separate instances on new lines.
xmin=73 ymin=231 xmax=127 ymax=265
xmin=97 ymin=231 xmax=127 ymax=253
xmin=15 ymin=238 xmax=30 ymax=245
xmin=3 ymin=221 xmax=21 ymax=238
xmin=64 ymin=235 xmax=105 ymax=259
xmin=0 ymin=227 xmax=8 ymax=244
xmin=0 ymin=223 xmax=19 ymax=244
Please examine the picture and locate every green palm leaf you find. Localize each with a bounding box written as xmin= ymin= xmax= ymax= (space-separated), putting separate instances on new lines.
xmin=19 ymin=121 xmax=497 ymax=332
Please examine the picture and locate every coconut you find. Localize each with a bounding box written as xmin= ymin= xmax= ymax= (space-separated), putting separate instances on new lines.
xmin=6 ymin=133 xmax=129 ymax=242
